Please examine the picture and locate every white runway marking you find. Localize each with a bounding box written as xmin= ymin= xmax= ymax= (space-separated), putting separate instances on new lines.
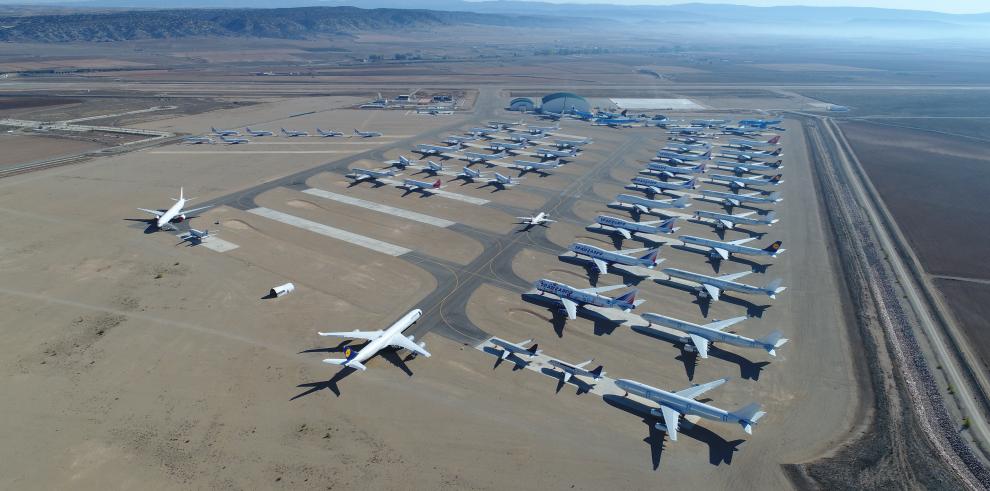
xmin=302 ymin=188 xmax=455 ymax=228
xmin=247 ymin=207 xmax=411 ymax=256
xmin=377 ymin=178 xmax=490 ymax=205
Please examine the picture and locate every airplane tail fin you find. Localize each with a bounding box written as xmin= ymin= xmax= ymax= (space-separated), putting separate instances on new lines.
xmin=432 ymin=179 xmax=442 ymax=189
xmin=527 ymin=343 xmax=541 ymax=356
xmin=772 ymin=160 xmax=783 ymax=167
xmin=771 ymin=148 xmax=782 ymax=156
xmin=697 ymin=162 xmax=707 ymax=173
xmin=589 ymin=365 xmax=605 ymax=379
xmin=757 ymin=330 xmax=788 ymax=356
xmin=620 ymin=109 xmax=628 ymax=117
xmin=655 ymin=217 xmax=677 ymax=233
xmin=767 ymin=192 xmax=780 ymax=201
xmin=765 ymin=211 xmax=777 ymax=221
xmin=615 ymin=289 xmax=639 ymax=311
xmin=686 ymin=178 xmax=698 ymax=188
xmin=639 ymin=247 xmax=662 ymax=267
xmin=731 ymin=403 xmax=766 ymax=434
xmin=768 ymin=135 xmax=781 ymax=145
xmin=770 ymin=174 xmax=783 ymax=183
xmin=765 ymin=278 xmax=786 ymax=297
xmin=674 ymin=195 xmax=691 ymax=208
xmin=763 ymin=241 xmax=783 ymax=254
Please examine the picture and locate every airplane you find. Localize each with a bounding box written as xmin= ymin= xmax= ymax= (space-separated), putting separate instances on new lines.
xmin=721 ymin=148 xmax=782 ymax=162
xmin=220 ymin=135 xmax=250 ymax=144
xmin=533 ymin=147 xmax=576 ymax=160
xmin=487 ymin=172 xmax=523 ymax=188
xmin=454 ymin=166 xmax=486 ymax=181
xmin=346 ymin=167 xmax=400 ymax=183
xmin=667 ymin=127 xmax=707 ymax=137
xmin=510 ymin=160 xmax=559 ymax=176
xmin=317 ymin=128 xmax=344 ymax=137
xmin=318 ymin=308 xmax=430 ymax=371
xmin=419 ymin=160 xmax=444 ymax=175
xmin=551 ymin=138 xmax=591 ymax=149
xmin=386 ymin=155 xmax=417 ymax=169
xmin=695 ymin=210 xmax=779 ymax=229
xmin=137 ymin=187 xmax=213 ymax=231
xmin=281 ymin=127 xmax=309 ymax=137
xmin=721 ymin=126 xmax=763 ymax=137
xmin=568 ymin=242 xmax=662 ymax=275
xmin=691 ymin=118 xmax=728 ymax=127
xmin=668 ymin=136 xmax=704 ymax=145
xmin=567 ymin=106 xmax=596 ymax=121
xmin=614 ymin=194 xmax=691 ymax=215
xmin=487 ymin=141 xmax=528 ymax=152
xmin=353 ymin=129 xmax=383 ymax=138
xmin=738 ymin=118 xmax=782 ymax=128
xmin=415 ymin=143 xmax=460 ymax=157
xmin=630 ymin=176 xmax=697 ymax=194
xmin=464 ymin=151 xmax=508 ymax=165
xmin=614 ymin=378 xmax=765 ymax=442
xmin=398 ymin=178 xmax=444 ymax=194
xmin=718 ymin=159 xmax=784 ymax=176
xmin=547 ymin=358 xmax=605 ymax=383
xmin=176 ymin=222 xmax=213 ymax=245
xmin=710 ymin=173 xmax=784 ymax=190
xmin=211 ymin=126 xmax=239 ymax=136
xmin=701 ymin=189 xmax=781 ymax=207
xmin=641 ymin=312 xmax=788 ymax=359
xmin=506 ymin=134 xmax=534 ymax=144
xmin=597 ymin=108 xmax=628 ymax=119
xmin=663 ymin=143 xmax=711 ymax=154
xmin=679 ymin=235 xmax=785 ymax=261
xmin=444 ymin=135 xmax=479 ymax=145
xmin=536 ymin=110 xmax=563 ymax=121
xmin=488 ymin=120 xmax=523 ymax=130
xmin=469 ymin=127 xmax=499 ymax=137
xmin=534 ymin=279 xmax=643 ymax=320
xmin=516 ymin=212 xmax=555 ymax=227
xmin=245 ymin=127 xmax=273 ymax=136
xmin=528 ymin=123 xmax=560 ymax=134
xmin=489 ymin=337 xmax=541 ymax=361
xmin=728 ymin=135 xmax=780 ymax=149
xmin=182 ymin=136 xmax=215 ymax=144
xmin=662 ymin=268 xmax=786 ymax=301
xmin=656 ymin=150 xmax=711 ymax=164
xmin=644 ymin=161 xmax=706 ymax=179
xmin=595 ymin=215 xmax=678 ymax=240
xmin=593 ymin=117 xmax=640 ymax=128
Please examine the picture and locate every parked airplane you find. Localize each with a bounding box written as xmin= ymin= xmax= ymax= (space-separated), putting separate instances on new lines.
xmin=593 ymin=117 xmax=640 ymax=128
xmin=488 ymin=141 xmax=527 ymax=152
xmin=183 ymin=136 xmax=215 ymax=144
xmin=534 ymin=279 xmax=643 ymax=320
xmin=455 ymin=166 xmax=485 ymax=181
xmin=469 ymin=127 xmax=499 ymax=137
xmin=679 ymin=235 xmax=785 ymax=261
xmin=489 ymin=337 xmax=541 ymax=360
xmin=691 ymin=118 xmax=728 ymax=127
xmin=728 ymin=135 xmax=780 ymax=149
xmin=386 ymin=155 xmax=417 ymax=169
xmin=551 ymin=138 xmax=591 ymax=149
xmin=487 ymin=172 xmax=523 ymax=188
xmin=416 ymin=143 xmax=460 ymax=157
xmin=220 ymin=135 xmax=250 ymax=144
xmin=511 ymin=160 xmax=559 ymax=176
xmin=488 ymin=120 xmax=522 ymax=130
xmin=568 ymin=242 xmax=662 ymax=275
xmin=516 ymin=212 xmax=555 ymax=227
xmin=614 ymin=378 xmax=765 ymax=441
xmin=656 ymin=150 xmax=711 ymax=164
xmin=614 ymin=194 xmax=691 ymax=215
xmin=318 ymin=309 xmax=430 ymax=371
xmin=528 ymin=123 xmax=560 ymax=134
xmin=547 ymin=358 xmax=605 ymax=383
xmin=721 ymin=148 xmax=782 ymax=162
xmin=641 ymin=313 xmax=788 ymax=359
xmin=534 ymin=147 xmax=576 ymax=160
xmin=695 ymin=210 xmax=779 ymax=229
xmin=630 ymin=176 xmax=698 ymax=194
xmin=281 ymin=127 xmax=309 ymax=137
xmin=701 ymin=189 xmax=781 ymax=207
xmin=738 ymin=118 xmax=782 ymax=128
xmin=664 ymin=143 xmax=711 ymax=154
xmin=317 ymin=128 xmax=344 ymax=137
xmin=211 ymin=126 xmax=239 ymax=136
xmin=645 ymin=162 xmax=706 ymax=179
xmin=177 ymin=223 xmax=213 ymax=245
xmin=137 ymin=187 xmax=212 ymax=230
xmin=710 ymin=173 xmax=784 ymax=190
xmin=663 ymin=268 xmax=786 ymax=301
xmin=567 ymin=106 xmax=597 ymax=121
xmin=419 ymin=160 xmax=444 ymax=175
xmin=245 ymin=127 xmax=273 ymax=136
xmin=353 ymin=129 xmax=383 ymax=138
xmin=445 ymin=134 xmax=479 ymax=144
xmin=464 ymin=151 xmax=508 ymax=165
xmin=668 ymin=136 xmax=704 ymax=145
xmin=721 ymin=126 xmax=762 ymax=137
xmin=718 ymin=159 xmax=784 ymax=175
xmin=595 ymin=215 xmax=678 ymax=239
xmin=507 ymin=134 xmax=534 ymax=144
xmin=347 ymin=167 xmax=400 ymax=183
xmin=398 ymin=178 xmax=444 ymax=194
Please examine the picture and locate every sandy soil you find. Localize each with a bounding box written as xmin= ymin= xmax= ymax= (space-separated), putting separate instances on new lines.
xmin=0 ymin=133 xmax=104 ymax=169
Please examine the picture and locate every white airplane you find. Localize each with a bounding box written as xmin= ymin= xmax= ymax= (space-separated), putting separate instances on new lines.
xmin=319 ymin=309 xmax=431 ymax=371
xmin=595 ymin=215 xmax=678 ymax=240
xmin=720 ymin=148 xmax=781 ymax=162
xmin=645 ymin=162 xmax=706 ymax=179
xmin=489 ymin=337 xmax=541 ymax=360
xmin=614 ymin=378 xmax=765 ymax=442
xmin=534 ymin=147 xmax=576 ymax=160
xmin=137 ymin=187 xmax=212 ymax=230
xmin=695 ymin=210 xmax=779 ymax=229
xmin=399 ymin=178 xmax=444 ymax=194
xmin=679 ymin=236 xmax=785 ymax=261
xmin=444 ymin=135 xmax=478 ymax=145
xmin=177 ymin=223 xmax=213 ymax=245
xmin=510 ymin=160 xmax=559 ymax=176
xmin=281 ymin=127 xmax=309 ymax=137
xmin=534 ymin=278 xmax=643 ymax=320
xmin=487 ymin=172 xmax=523 ymax=188
xmin=464 ymin=151 xmax=508 ymax=165
xmin=613 ymin=194 xmax=691 ymax=215
xmin=506 ymin=134 xmax=534 ymax=144
xmin=691 ymin=118 xmax=728 ymax=127
xmin=719 ymin=159 xmax=784 ymax=175
xmin=386 ymin=155 xmax=417 ymax=169
xmin=454 ymin=166 xmax=485 ymax=181
xmin=487 ymin=141 xmax=527 ymax=152
xmin=211 ymin=126 xmax=239 ymax=136
xmin=354 ymin=129 xmax=383 ymax=138
xmin=220 ymin=135 xmax=250 ymax=144
xmin=516 ymin=212 xmax=555 ymax=227
xmin=655 ymin=150 xmax=711 ymax=164
xmin=710 ymin=173 xmax=783 ymax=190
xmin=488 ymin=120 xmax=523 ymax=130
xmin=183 ymin=136 xmax=215 ymax=144
xmin=662 ymin=268 xmax=786 ymax=301
xmin=568 ymin=242 xmax=662 ymax=275
xmin=641 ymin=312 xmax=788 ymax=359
xmin=630 ymin=176 xmax=697 ymax=194
xmin=701 ymin=189 xmax=781 ymax=207
xmin=728 ymin=135 xmax=780 ymax=149
xmin=469 ymin=127 xmax=499 ymax=137
xmin=416 ymin=143 xmax=460 ymax=157
xmin=245 ymin=127 xmax=273 ymax=136
xmin=317 ymin=128 xmax=344 ymax=137
xmin=418 ymin=160 xmax=444 ymax=175
xmin=346 ymin=167 xmax=400 ymax=183
xmin=528 ymin=123 xmax=559 ymax=134
xmin=547 ymin=358 xmax=605 ymax=383
xmin=551 ymin=138 xmax=591 ymax=149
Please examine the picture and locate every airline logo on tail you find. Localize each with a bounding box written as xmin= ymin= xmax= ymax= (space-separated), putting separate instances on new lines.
xmin=770 ymin=174 xmax=782 ymax=183
xmin=614 ymin=289 xmax=638 ymax=310
xmin=765 ymin=241 xmax=782 ymax=252
xmin=431 ymin=179 xmax=442 ymax=189
xmin=344 ymin=347 xmax=357 ymax=362
xmin=770 ymin=148 xmax=782 ymax=156
xmin=767 ymin=135 xmax=781 ymax=145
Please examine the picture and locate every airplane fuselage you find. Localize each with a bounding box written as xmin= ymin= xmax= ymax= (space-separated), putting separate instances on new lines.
xmin=642 ymin=313 xmax=772 ymax=353
xmin=701 ymin=189 xmax=780 ymax=205
xmin=679 ymin=235 xmax=780 ymax=258
xmin=596 ymin=215 xmax=663 ymax=236
xmin=349 ymin=309 xmax=422 ymax=365
xmin=569 ymin=242 xmax=656 ymax=269
xmin=615 ymin=193 xmax=690 ymax=212
xmin=631 ymin=176 xmax=695 ymax=191
xmin=663 ymin=268 xmax=769 ymax=297
xmin=615 ymin=379 xmax=736 ymax=425
xmin=695 ymin=210 xmax=777 ymax=227
xmin=535 ymin=279 xmax=627 ymax=310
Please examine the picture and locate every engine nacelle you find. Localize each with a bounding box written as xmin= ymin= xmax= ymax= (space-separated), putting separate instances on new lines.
xmin=682 ymin=344 xmax=697 ymax=353
xmin=653 ymin=422 xmax=668 ymax=432
xmin=696 ymin=288 xmax=709 ymax=299
xmin=171 ymin=214 xmax=186 ymax=223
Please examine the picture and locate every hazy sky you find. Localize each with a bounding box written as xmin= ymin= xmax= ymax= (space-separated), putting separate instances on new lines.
xmin=532 ymin=0 xmax=990 ymax=14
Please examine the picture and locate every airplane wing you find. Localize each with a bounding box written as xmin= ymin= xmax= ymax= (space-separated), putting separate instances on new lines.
xmin=634 ymin=204 xmax=649 ymax=213
xmin=182 ymin=205 xmax=213 ymax=216
xmin=317 ymin=329 xmax=384 ymax=340
xmin=719 ymin=270 xmax=752 ymax=282
xmin=689 ymin=334 xmax=710 ymax=358
xmin=388 ymin=333 xmax=431 ymax=357
xmin=592 ymin=258 xmax=608 ymax=275
xmin=616 ymin=246 xmax=650 ymax=255
xmin=617 ymin=228 xmax=632 ymax=240
xmin=349 ymin=173 xmax=371 ymax=181
xmin=675 ymin=378 xmax=728 ymax=400
xmin=561 ymin=298 xmax=578 ymax=320
xmin=702 ymin=283 xmax=721 ymax=302
xmin=137 ymin=208 xmax=164 ymax=217
xmin=718 ymin=218 xmax=735 ymax=229
xmin=713 ymin=247 xmax=730 ymax=261
xmin=705 ymin=316 xmax=748 ymax=331
xmin=659 ymin=406 xmax=681 ymax=441
xmin=738 ymin=211 xmax=756 ymax=218
xmin=729 ymin=237 xmax=757 ymax=246
xmin=580 ymin=284 xmax=626 ymax=295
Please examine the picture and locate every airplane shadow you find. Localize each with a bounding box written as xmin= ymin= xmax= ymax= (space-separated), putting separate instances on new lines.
xmin=291 ymin=367 xmax=357 ymax=399
xmin=669 ymin=245 xmax=771 ymax=274
xmin=482 ymin=346 xmax=531 ymax=371
xmin=123 ymin=218 xmax=160 ymax=234
xmin=520 ymin=293 xmax=622 ymax=338
xmin=539 ymin=369 xmax=596 ymax=395
xmin=347 ymin=180 xmax=386 ymax=189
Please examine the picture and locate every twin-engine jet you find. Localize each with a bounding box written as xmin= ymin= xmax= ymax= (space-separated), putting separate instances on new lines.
xmin=137 ymin=187 xmax=212 ymax=231
xmin=318 ymin=309 xmax=431 ymax=371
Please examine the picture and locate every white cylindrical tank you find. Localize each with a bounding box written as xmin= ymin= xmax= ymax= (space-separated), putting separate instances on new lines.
xmin=270 ymin=283 xmax=295 ymax=297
